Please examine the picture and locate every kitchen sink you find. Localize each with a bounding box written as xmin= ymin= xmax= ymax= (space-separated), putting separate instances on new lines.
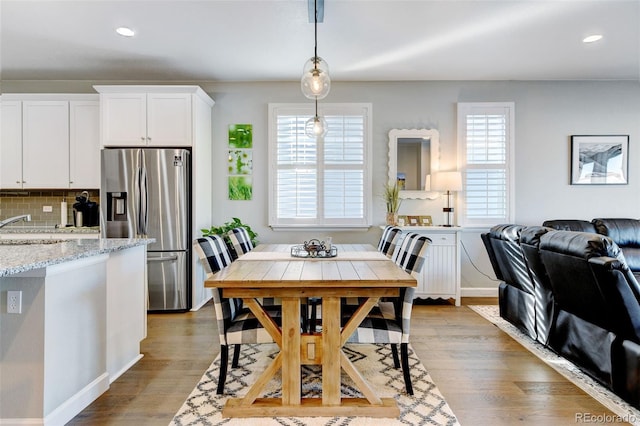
xmin=0 ymin=239 xmax=66 ymax=245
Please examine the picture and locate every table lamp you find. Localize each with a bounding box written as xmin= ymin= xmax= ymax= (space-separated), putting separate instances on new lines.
xmin=431 ymin=171 xmax=462 ymax=227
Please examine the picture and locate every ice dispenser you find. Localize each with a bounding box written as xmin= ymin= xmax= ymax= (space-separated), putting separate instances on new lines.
xmin=107 ymin=192 xmax=127 ymax=221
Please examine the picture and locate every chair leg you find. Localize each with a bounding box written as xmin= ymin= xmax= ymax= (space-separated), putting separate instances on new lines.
xmin=217 ymin=345 xmax=229 ymax=395
xmin=390 ymin=343 xmax=401 ymax=369
xmin=231 ymin=344 xmax=241 ymax=368
xmin=400 ymin=343 xmax=413 ymax=395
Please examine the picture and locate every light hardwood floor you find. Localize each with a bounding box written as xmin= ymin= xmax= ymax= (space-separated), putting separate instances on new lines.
xmin=69 ymin=298 xmax=627 ymax=425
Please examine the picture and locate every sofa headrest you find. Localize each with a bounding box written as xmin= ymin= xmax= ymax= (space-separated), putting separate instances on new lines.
xmin=592 ymin=218 xmax=640 ymax=247
xmin=488 ymin=224 xmax=523 ymax=242
xmin=540 ymin=230 xmax=625 ymax=264
xmin=542 ymin=219 xmax=596 ymax=233
xmin=520 ymin=226 xmax=552 ymax=247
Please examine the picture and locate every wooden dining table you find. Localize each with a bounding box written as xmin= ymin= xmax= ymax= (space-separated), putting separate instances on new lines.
xmin=204 ymin=243 xmax=417 ymax=418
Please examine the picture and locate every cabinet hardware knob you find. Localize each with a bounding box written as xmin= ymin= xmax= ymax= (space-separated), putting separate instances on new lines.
xmin=141 ymin=136 xmax=145 ymax=141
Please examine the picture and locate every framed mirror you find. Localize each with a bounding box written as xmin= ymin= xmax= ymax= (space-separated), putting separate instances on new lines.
xmin=388 ymin=128 xmax=440 ymax=199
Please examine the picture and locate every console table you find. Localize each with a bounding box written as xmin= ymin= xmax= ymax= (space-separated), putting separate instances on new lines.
xmin=397 ymin=226 xmax=462 ymax=306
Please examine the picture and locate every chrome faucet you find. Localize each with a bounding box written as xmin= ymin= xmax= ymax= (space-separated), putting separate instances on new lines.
xmin=0 ymin=214 xmax=32 ymax=228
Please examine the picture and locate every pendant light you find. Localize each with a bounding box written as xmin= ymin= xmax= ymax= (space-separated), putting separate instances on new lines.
xmin=301 ymin=0 xmax=330 ymax=100
xmin=305 ymin=98 xmax=328 ymax=138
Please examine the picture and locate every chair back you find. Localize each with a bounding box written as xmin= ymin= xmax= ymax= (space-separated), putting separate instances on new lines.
xmin=393 ymin=232 xmax=431 ymax=275
xmin=377 ymin=225 xmax=402 ymax=258
xmin=389 ymin=232 xmax=431 ymax=342
xmin=193 ymin=235 xmax=240 ymax=344
xmin=227 ymin=227 xmax=254 ymax=258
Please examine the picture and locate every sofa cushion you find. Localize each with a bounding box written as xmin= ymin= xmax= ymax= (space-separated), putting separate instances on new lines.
xmin=592 ymin=218 xmax=640 ymax=271
xmin=593 ymin=218 xmax=640 ymax=248
xmin=542 ymin=219 xmax=597 ymax=233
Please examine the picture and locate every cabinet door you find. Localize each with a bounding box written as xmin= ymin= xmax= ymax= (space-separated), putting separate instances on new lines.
xmin=101 ymin=93 xmax=147 ymax=146
xmin=22 ymin=101 xmax=69 ymax=188
xmin=0 ymin=101 xmax=23 ymax=189
xmin=69 ymin=101 xmax=100 ymax=188
xmin=146 ymin=93 xmax=192 ymax=146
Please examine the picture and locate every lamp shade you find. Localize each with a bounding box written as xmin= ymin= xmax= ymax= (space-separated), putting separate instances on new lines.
xmin=305 ymin=114 xmax=328 ymax=138
xmin=301 ymin=57 xmax=331 ymax=99
xmin=431 ymin=171 xmax=462 ymax=192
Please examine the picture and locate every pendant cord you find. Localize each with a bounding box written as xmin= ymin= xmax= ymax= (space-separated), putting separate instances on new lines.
xmin=313 ymin=0 xmax=318 ymax=69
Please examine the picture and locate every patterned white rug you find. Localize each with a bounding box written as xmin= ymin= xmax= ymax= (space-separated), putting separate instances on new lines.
xmin=170 ymin=343 xmax=459 ymax=426
xmin=470 ymin=305 xmax=640 ymax=426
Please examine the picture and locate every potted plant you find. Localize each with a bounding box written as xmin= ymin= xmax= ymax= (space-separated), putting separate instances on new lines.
xmin=383 ymin=182 xmax=402 ymax=226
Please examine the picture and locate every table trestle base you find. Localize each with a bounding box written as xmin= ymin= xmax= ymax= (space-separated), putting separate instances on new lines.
xmin=223 ymin=397 xmax=400 ymax=418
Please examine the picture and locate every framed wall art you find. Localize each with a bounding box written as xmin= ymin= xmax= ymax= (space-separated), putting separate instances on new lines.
xmin=228 ymin=124 xmax=253 ymax=200
xmin=571 ymin=135 xmax=629 ymax=185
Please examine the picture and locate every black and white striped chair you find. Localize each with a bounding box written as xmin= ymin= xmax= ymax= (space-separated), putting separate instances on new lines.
xmin=378 ymin=225 xmax=403 ymax=258
xmin=193 ymin=235 xmax=280 ymax=394
xmin=343 ymin=232 xmax=431 ymax=395
xmin=227 ymin=227 xmax=254 ymax=259
xmin=340 ymin=225 xmax=404 ymax=318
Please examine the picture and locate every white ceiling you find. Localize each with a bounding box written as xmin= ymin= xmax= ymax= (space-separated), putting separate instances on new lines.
xmin=1 ymin=0 xmax=639 ymax=83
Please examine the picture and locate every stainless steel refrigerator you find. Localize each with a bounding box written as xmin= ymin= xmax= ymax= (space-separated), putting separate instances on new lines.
xmin=101 ymin=148 xmax=191 ymax=312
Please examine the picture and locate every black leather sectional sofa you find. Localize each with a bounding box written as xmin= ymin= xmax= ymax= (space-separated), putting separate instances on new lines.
xmin=482 ymin=218 xmax=640 ymax=408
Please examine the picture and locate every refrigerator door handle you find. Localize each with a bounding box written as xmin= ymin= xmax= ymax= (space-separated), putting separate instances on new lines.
xmin=148 ymin=255 xmax=179 ymax=262
xmin=136 ymin=150 xmax=149 ymax=236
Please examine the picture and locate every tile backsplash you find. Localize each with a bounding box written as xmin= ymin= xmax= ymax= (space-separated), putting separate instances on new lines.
xmin=0 ymin=190 xmax=100 ymax=228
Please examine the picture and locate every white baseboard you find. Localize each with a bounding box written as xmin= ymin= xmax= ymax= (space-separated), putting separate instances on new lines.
xmin=109 ymin=354 xmax=144 ymax=384
xmin=191 ymin=295 xmax=212 ymax=311
xmin=461 ymin=287 xmax=498 ymax=298
xmin=43 ymin=372 xmax=110 ymax=426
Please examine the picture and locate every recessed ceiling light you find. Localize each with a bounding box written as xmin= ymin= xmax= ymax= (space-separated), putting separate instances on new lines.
xmin=116 ymin=27 xmax=135 ymax=37
xmin=583 ymin=34 xmax=603 ymax=43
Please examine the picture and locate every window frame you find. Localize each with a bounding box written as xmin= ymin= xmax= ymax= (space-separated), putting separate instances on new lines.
xmin=268 ymin=103 xmax=373 ymax=230
xmin=456 ymin=102 xmax=515 ymax=228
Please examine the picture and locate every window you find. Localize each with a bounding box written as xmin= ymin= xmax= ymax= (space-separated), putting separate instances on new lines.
xmin=457 ymin=102 xmax=515 ymax=227
xmin=268 ymin=103 xmax=372 ymax=229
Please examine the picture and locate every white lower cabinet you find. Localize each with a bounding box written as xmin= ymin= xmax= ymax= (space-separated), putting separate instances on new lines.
xmin=398 ymin=226 xmax=462 ymax=306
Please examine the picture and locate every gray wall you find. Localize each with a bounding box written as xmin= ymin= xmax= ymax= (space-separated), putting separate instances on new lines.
xmin=4 ymin=79 xmax=640 ymax=291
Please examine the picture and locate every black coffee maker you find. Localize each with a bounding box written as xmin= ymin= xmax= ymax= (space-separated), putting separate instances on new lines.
xmin=73 ymin=191 xmax=100 ymax=227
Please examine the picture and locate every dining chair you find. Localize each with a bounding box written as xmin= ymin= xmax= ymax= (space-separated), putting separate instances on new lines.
xmin=226 ymin=226 xmax=283 ymax=314
xmin=377 ymin=225 xmax=403 ymax=258
xmin=343 ymin=232 xmax=431 ymax=395
xmin=227 ymin=226 xmax=254 ymax=259
xmin=193 ymin=234 xmax=280 ymax=394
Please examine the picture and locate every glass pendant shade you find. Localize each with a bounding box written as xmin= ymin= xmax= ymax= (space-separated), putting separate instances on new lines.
xmin=305 ymin=114 xmax=328 ymax=138
xmin=301 ymin=56 xmax=331 ymax=99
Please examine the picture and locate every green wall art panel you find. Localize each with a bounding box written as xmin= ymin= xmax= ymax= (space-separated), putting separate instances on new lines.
xmin=228 ymin=176 xmax=253 ymax=200
xmin=228 ymin=150 xmax=252 ymax=175
xmin=228 ymin=124 xmax=253 ymax=148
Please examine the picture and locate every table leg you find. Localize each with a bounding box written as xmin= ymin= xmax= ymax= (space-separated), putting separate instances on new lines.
xmin=322 ymin=296 xmax=341 ymax=405
xmin=281 ymin=297 xmax=301 ymax=405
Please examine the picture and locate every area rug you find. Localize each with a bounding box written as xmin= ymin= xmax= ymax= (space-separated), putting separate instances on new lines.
xmin=470 ymin=305 xmax=640 ymax=425
xmin=170 ymin=343 xmax=459 ymax=426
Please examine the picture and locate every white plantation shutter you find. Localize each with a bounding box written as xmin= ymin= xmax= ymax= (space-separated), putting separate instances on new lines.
xmin=269 ymin=104 xmax=372 ymax=228
xmin=457 ymin=102 xmax=514 ymax=226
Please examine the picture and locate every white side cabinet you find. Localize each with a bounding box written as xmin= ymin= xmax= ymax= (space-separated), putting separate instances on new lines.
xmin=398 ymin=226 xmax=462 ymax=306
xmin=95 ymin=86 xmax=197 ymax=147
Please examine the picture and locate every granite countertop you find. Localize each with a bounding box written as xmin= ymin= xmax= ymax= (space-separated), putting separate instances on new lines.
xmin=0 ymin=226 xmax=100 ymax=235
xmin=0 ymin=238 xmax=154 ymax=277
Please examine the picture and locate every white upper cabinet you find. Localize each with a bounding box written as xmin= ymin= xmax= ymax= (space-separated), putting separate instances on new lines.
xmin=22 ymin=101 xmax=70 ymax=188
xmin=0 ymin=94 xmax=100 ymax=190
xmin=69 ymin=100 xmax=100 ymax=188
xmin=95 ymin=86 xmax=203 ymax=147
xmin=1 ymin=101 xmax=23 ymax=189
